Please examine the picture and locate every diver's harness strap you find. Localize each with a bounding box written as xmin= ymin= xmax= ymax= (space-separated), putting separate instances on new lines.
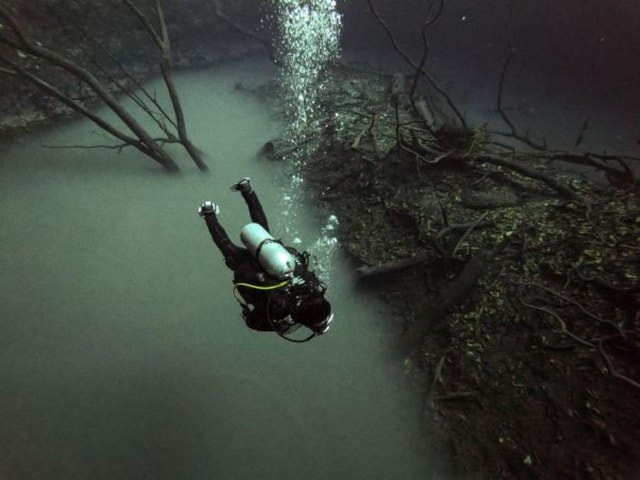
xmin=232 ymin=278 xmax=316 ymax=343
xmin=254 ymin=237 xmax=281 ymax=263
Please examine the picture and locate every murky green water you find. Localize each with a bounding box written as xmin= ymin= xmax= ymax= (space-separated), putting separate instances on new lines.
xmin=0 ymin=58 xmax=434 ymax=479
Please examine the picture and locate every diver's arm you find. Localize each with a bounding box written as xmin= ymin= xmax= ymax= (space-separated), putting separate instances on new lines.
xmin=231 ymin=178 xmax=270 ymax=231
xmin=242 ymin=189 xmax=270 ymax=232
xmin=199 ymin=202 xmax=245 ymax=262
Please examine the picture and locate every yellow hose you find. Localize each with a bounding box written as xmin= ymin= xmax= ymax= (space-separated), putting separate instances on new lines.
xmin=234 ymin=280 xmax=290 ymax=291
xmin=232 ymin=280 xmax=290 ymax=305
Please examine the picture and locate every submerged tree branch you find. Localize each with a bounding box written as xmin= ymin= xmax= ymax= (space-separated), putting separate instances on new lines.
xmin=0 ymin=4 xmax=180 ymax=171
xmin=124 ymin=0 xmax=207 ymax=171
xmin=477 ymin=153 xmax=577 ymax=199
xmin=365 ymin=0 xmax=467 ymax=130
xmin=212 ymin=0 xmax=274 ymax=61
xmin=0 ymin=2 xmax=208 ymax=172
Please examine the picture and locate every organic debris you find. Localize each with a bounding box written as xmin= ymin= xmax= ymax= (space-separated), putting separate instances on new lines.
xmin=270 ymin=64 xmax=640 ymax=479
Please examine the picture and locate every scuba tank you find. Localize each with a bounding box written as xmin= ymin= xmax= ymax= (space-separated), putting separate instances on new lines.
xmin=240 ymin=223 xmax=296 ymax=280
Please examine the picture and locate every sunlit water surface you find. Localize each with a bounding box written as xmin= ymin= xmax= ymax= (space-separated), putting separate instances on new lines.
xmin=0 ymin=58 xmax=435 ymax=479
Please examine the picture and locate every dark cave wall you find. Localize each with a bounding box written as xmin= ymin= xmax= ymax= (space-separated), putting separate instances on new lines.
xmin=2 ymin=0 xmax=637 ymax=137
xmin=3 ymin=0 xmax=637 ymax=92
xmin=340 ymin=0 xmax=639 ymax=85
xmin=339 ymin=0 xmax=639 ymax=146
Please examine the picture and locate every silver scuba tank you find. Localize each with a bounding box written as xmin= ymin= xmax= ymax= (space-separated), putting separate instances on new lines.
xmin=240 ymin=223 xmax=296 ymax=280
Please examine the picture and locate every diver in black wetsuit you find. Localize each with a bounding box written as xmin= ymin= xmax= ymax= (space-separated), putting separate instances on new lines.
xmin=198 ymin=178 xmax=332 ymax=337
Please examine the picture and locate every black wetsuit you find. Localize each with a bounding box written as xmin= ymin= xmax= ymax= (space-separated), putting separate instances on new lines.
xmin=202 ymin=189 xmax=291 ymax=332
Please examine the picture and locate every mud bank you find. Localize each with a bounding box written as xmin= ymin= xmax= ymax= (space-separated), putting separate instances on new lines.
xmin=276 ymin=65 xmax=640 ymax=479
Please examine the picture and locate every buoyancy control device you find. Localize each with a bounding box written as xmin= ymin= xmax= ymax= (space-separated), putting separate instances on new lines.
xmin=240 ymin=223 xmax=296 ymax=280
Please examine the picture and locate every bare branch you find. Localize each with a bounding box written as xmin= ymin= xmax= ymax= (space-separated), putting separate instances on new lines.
xmin=477 ymin=153 xmax=577 ymax=199
xmin=520 ymin=299 xmax=595 ymax=348
xmin=524 ymin=282 xmax=624 ymax=335
xmin=212 ymin=0 xmax=274 ymax=61
xmin=42 ymin=143 xmax=131 ymax=151
xmin=152 ymin=0 xmax=208 ymax=171
xmin=121 ymin=0 xmax=164 ymax=49
xmin=41 ymin=137 xmax=182 ymax=151
xmin=0 ymin=5 xmax=32 ymax=47
xmin=409 ymin=0 xmax=443 ymax=101
xmin=451 ymin=211 xmax=490 ymax=259
xmin=365 ymin=0 xmax=467 ymax=130
xmin=494 ymin=51 xmax=547 ymax=150
xmin=0 ymin=65 xmax=18 ymax=76
xmin=574 ymin=116 xmax=589 ymax=147
xmin=0 ymin=4 xmax=187 ymax=171
xmin=0 ymin=53 xmax=140 ymax=148
xmin=598 ymin=340 xmax=640 ymax=391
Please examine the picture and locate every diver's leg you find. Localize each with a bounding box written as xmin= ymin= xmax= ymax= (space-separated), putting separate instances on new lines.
xmin=230 ymin=177 xmax=270 ymax=231
xmin=198 ymin=201 xmax=245 ymax=267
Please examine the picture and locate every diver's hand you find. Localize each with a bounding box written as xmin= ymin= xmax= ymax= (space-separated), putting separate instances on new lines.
xmin=198 ymin=201 xmax=219 ymax=217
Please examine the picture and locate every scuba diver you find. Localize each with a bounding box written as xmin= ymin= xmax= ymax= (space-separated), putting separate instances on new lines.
xmin=198 ymin=177 xmax=333 ymax=341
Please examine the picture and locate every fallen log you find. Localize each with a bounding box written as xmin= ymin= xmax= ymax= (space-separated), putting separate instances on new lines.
xmin=356 ymin=254 xmax=433 ymax=280
xmin=546 ymin=152 xmax=636 ymax=181
xmin=401 ymin=248 xmax=498 ymax=352
xmin=413 ymin=97 xmax=435 ymax=129
xmin=477 ymin=154 xmax=577 ymax=199
xmin=390 ymin=72 xmax=409 ymax=107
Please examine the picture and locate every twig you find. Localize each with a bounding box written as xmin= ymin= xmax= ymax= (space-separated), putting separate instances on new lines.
xmin=574 ymin=116 xmax=589 ymax=147
xmin=520 ymin=299 xmax=595 ymax=348
xmin=494 ymin=5 xmax=548 ymax=151
xmin=436 ymin=218 xmax=493 ymax=240
xmin=365 ymin=0 xmax=467 ymax=130
xmin=70 ymin=41 xmax=177 ymax=136
xmin=42 ymin=143 xmax=129 ymax=151
xmin=409 ymin=0 xmax=443 ymax=101
xmin=495 ymin=51 xmax=547 ymax=150
xmin=399 ymin=141 xmax=439 ymax=164
xmin=428 ymin=354 xmax=448 ymax=397
xmin=351 ymin=110 xmax=376 ymax=150
xmin=0 ymin=65 xmax=17 ymax=75
xmin=451 ymin=211 xmax=490 ymax=258
xmin=41 ymin=137 xmax=181 ymax=151
xmin=408 ymin=0 xmax=443 ymax=134
xmin=471 ymin=171 xmax=493 ymax=187
xmin=526 ymin=282 xmax=624 ymax=336
xmin=212 ymin=0 xmax=274 ymax=61
xmin=598 ymin=339 xmax=640 ymax=391
xmin=122 ymin=0 xmax=163 ymax=49
xmin=544 ymin=151 xmax=635 ymax=181
xmin=70 ymin=24 xmax=179 ymax=131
